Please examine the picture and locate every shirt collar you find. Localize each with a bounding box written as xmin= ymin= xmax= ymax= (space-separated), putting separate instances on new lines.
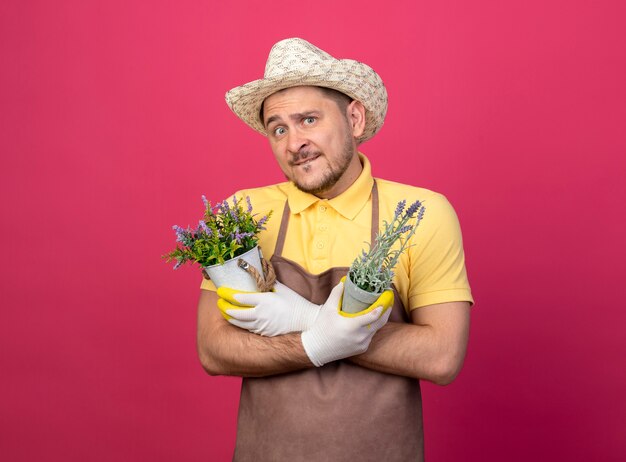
xmin=286 ymin=153 xmax=374 ymax=220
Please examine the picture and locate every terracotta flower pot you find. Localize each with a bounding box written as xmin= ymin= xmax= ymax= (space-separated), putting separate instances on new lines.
xmin=203 ymin=246 xmax=264 ymax=292
xmin=341 ymin=275 xmax=383 ymax=313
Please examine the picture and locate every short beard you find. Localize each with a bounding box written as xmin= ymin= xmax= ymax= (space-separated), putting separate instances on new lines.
xmin=291 ymin=131 xmax=356 ymax=196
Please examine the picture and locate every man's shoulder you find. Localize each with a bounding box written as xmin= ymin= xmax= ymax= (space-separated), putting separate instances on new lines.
xmin=373 ymin=177 xmax=459 ymax=225
xmin=374 ymin=177 xmax=444 ymax=203
xmin=230 ymin=182 xmax=291 ymax=214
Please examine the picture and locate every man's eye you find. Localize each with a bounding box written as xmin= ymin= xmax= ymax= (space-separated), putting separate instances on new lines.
xmin=273 ymin=127 xmax=286 ymax=136
xmin=304 ymin=117 xmax=316 ymax=125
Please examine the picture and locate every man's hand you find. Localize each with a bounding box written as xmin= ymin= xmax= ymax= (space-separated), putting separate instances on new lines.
xmin=216 ymin=281 xmax=320 ymax=337
xmin=301 ymin=281 xmax=393 ymax=367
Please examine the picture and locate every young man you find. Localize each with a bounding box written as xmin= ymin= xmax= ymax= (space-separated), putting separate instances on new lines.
xmin=197 ymin=38 xmax=473 ymax=461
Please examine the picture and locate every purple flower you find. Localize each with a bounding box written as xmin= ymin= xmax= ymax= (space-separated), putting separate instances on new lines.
xmin=173 ymin=260 xmax=183 ymax=270
xmin=234 ymin=232 xmax=254 ymax=244
xmin=201 ymin=195 xmax=209 ymax=208
xmin=246 ymin=196 xmax=253 ymax=213
xmin=173 ymin=225 xmax=186 ymax=243
xmin=198 ymin=220 xmax=212 ymax=237
xmin=257 ymin=215 xmax=269 ymax=230
xmin=399 ymin=225 xmax=412 ymax=234
xmin=394 ymin=200 xmax=406 ymax=218
xmin=405 ymin=200 xmax=422 ymax=217
xmin=218 ymin=200 xmax=230 ymax=214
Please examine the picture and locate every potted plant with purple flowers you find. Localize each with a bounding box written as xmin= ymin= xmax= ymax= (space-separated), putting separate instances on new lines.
xmin=342 ymin=199 xmax=426 ymax=313
xmin=164 ymin=195 xmax=273 ymax=292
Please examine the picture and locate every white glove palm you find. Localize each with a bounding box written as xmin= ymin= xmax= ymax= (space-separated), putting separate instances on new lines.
xmin=301 ymin=281 xmax=393 ymax=367
xmin=217 ymin=281 xmax=320 ymax=337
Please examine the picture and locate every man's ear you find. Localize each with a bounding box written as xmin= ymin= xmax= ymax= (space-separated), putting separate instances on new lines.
xmin=347 ymin=100 xmax=366 ymax=138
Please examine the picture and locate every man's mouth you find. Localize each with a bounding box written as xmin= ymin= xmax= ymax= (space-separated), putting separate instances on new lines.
xmin=292 ymin=153 xmax=321 ymax=167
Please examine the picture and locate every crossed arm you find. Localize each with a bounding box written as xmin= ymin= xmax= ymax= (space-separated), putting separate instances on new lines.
xmin=197 ymin=289 xmax=311 ymax=377
xmin=197 ymin=289 xmax=470 ymax=385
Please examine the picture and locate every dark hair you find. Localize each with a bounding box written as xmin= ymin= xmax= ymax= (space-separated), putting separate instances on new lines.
xmin=317 ymin=87 xmax=353 ymax=112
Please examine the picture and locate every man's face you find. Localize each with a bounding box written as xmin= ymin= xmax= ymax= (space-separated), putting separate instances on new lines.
xmin=262 ymin=86 xmax=363 ymax=199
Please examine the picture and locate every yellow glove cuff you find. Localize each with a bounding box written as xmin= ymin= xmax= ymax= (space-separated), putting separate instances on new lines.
xmin=216 ymin=286 xmax=255 ymax=307
xmin=216 ymin=298 xmax=237 ymax=320
xmin=338 ymin=276 xmax=394 ymax=317
xmin=339 ymin=289 xmax=394 ymax=318
xmin=216 ymin=287 xmax=257 ymax=321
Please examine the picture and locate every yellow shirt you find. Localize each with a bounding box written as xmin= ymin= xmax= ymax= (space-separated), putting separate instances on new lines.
xmin=201 ymin=154 xmax=473 ymax=311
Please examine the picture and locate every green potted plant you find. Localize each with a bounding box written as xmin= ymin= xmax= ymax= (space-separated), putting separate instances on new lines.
xmin=164 ymin=195 xmax=273 ymax=291
xmin=342 ymin=199 xmax=426 ymax=313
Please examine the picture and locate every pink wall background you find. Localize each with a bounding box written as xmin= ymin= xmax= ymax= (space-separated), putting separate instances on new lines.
xmin=1 ymin=1 xmax=624 ymax=460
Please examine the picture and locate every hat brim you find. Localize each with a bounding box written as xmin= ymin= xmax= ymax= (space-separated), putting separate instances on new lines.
xmin=225 ymin=59 xmax=387 ymax=144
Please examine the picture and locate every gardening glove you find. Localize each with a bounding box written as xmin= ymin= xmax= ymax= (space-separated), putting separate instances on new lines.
xmin=300 ymin=280 xmax=394 ymax=367
xmin=216 ymin=281 xmax=320 ymax=337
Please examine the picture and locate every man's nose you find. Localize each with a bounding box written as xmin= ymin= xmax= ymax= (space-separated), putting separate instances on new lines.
xmin=286 ymin=128 xmax=308 ymax=154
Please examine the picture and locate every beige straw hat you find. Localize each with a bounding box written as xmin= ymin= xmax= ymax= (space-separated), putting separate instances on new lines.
xmin=225 ymin=38 xmax=388 ymax=143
